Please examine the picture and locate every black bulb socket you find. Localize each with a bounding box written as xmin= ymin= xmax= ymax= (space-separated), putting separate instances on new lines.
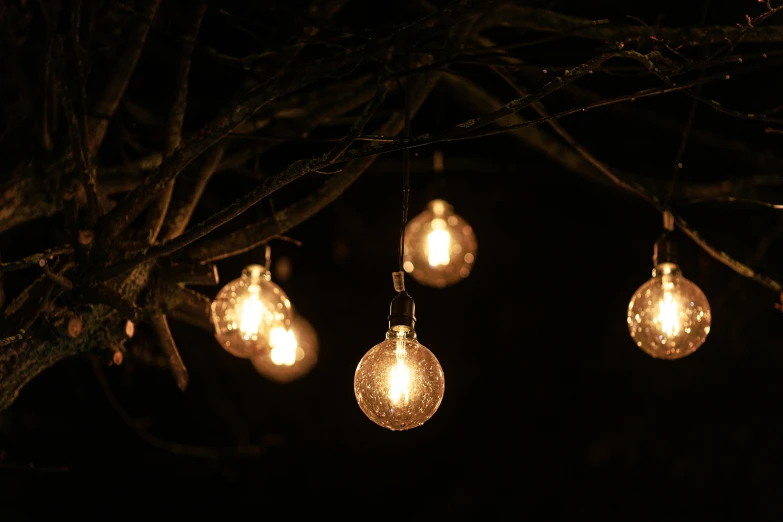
xmin=388 ymin=292 xmax=416 ymax=331
xmin=653 ymin=232 xmax=678 ymax=266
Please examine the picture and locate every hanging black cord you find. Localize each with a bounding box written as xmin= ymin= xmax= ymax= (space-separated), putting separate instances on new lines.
xmin=398 ymin=49 xmax=411 ymax=274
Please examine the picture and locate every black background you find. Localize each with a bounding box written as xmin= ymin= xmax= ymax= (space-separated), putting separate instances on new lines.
xmin=3 ymin=0 xmax=783 ymax=519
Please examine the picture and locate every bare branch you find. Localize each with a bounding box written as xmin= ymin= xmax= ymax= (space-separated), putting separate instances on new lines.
xmin=0 ymin=247 xmax=73 ymax=273
xmin=479 ymin=5 xmax=783 ymax=46
xmin=158 ymin=145 xmax=225 ymax=242
xmin=145 ymin=2 xmax=207 ymax=244
xmin=494 ymin=66 xmax=783 ymax=293
xmin=88 ymin=0 xmax=162 ymax=155
xmin=167 ymin=287 xmax=212 ymax=331
xmin=98 ymin=49 xmax=387 ymax=240
xmin=184 ymin=73 xmax=441 ymax=262
xmin=77 ymin=285 xmax=143 ymax=322
xmin=40 ymin=264 xmax=74 ymax=290
xmin=149 ymin=313 xmax=188 ymax=391
xmin=161 ymin=261 xmax=219 ymax=286
xmin=96 ymin=80 xmax=392 ymax=280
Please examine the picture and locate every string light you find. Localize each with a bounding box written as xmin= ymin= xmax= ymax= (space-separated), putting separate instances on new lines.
xmin=250 ymin=314 xmax=319 ymax=383
xmin=354 ymin=290 xmax=445 ymax=431
xmin=627 ymin=212 xmax=712 ymax=359
xmin=403 ymin=199 xmax=477 ymax=288
xmin=211 ymin=248 xmax=293 ymax=358
xmin=354 ymin=65 xmax=445 ymax=430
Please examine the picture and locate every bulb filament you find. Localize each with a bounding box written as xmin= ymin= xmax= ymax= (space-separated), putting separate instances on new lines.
xmin=427 ymin=218 xmax=451 ymax=267
xmin=388 ymin=339 xmax=411 ymax=405
xmin=657 ymin=276 xmax=681 ymax=338
xmin=239 ymin=285 xmax=266 ymax=339
xmin=269 ymin=327 xmax=298 ymax=366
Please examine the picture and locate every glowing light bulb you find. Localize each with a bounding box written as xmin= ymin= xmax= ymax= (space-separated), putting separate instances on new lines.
xmin=427 ymin=219 xmax=451 ymax=267
xmin=251 ymin=315 xmax=319 ymax=383
xmin=211 ymin=264 xmax=293 ymax=358
xmin=627 ymin=262 xmax=711 ymax=359
xmin=269 ymin=327 xmax=298 ymax=366
xmin=354 ymin=293 xmax=444 ymax=431
xmin=403 ymin=199 xmax=477 ymax=288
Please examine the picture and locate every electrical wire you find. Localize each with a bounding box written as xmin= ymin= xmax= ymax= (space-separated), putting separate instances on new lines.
xmin=398 ymin=49 xmax=411 ymax=276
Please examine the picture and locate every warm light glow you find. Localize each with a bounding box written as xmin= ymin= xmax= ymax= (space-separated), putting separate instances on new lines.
xmin=211 ymin=264 xmax=293 ymax=359
xmin=426 ymin=218 xmax=451 ymax=267
xmin=657 ymin=286 xmax=680 ymax=339
xmin=251 ymin=315 xmax=318 ymax=383
xmin=627 ymin=263 xmax=711 ymax=360
xmin=388 ymin=339 xmax=411 ymax=405
xmin=238 ymin=286 xmax=265 ymax=340
xmin=403 ymin=199 xmax=477 ymax=287
xmin=354 ymin=328 xmax=444 ymax=431
xmin=269 ymin=327 xmax=298 ymax=366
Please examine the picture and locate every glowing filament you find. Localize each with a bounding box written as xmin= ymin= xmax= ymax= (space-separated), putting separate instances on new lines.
xmin=388 ymin=340 xmax=411 ymax=405
xmin=657 ymin=291 xmax=680 ymax=338
xmin=239 ymin=286 xmax=265 ymax=339
xmin=427 ymin=218 xmax=451 ymax=267
xmin=269 ymin=327 xmax=298 ymax=366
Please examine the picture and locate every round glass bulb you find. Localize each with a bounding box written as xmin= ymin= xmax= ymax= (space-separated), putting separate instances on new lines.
xmin=211 ymin=264 xmax=293 ymax=358
xmin=403 ymin=199 xmax=477 ymax=288
xmin=250 ymin=315 xmax=319 ymax=383
xmin=354 ymin=327 xmax=445 ymax=431
xmin=627 ymin=262 xmax=712 ymax=360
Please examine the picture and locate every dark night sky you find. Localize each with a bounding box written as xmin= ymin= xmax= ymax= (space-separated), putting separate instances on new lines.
xmin=4 ymin=0 xmax=783 ymax=520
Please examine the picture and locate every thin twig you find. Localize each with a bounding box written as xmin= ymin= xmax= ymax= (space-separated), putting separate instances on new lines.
xmin=182 ymin=73 xmax=440 ymax=262
xmin=40 ymin=264 xmax=74 ymax=290
xmin=96 ymin=80 xmax=392 ymax=280
xmin=88 ymin=0 xmax=162 ymax=154
xmin=0 ymin=247 xmax=74 ymax=273
xmin=493 ymin=65 xmax=783 ymax=293
xmin=158 ymin=145 xmax=225 ymax=242
xmin=144 ymin=2 xmax=207 ymax=244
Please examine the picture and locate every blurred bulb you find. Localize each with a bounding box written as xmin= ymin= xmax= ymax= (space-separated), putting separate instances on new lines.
xmin=627 ymin=262 xmax=711 ymax=359
xmin=211 ymin=264 xmax=293 ymax=358
xmin=251 ymin=315 xmax=319 ymax=383
xmin=403 ymin=199 xmax=477 ymax=287
xmin=354 ymin=326 xmax=444 ymax=431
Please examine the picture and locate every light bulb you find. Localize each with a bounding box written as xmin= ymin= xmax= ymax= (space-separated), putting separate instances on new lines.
xmin=250 ymin=314 xmax=319 ymax=383
xmin=354 ymin=293 xmax=444 ymax=431
xmin=403 ymin=199 xmax=477 ymax=288
xmin=211 ymin=264 xmax=293 ymax=358
xmin=627 ymin=262 xmax=711 ymax=359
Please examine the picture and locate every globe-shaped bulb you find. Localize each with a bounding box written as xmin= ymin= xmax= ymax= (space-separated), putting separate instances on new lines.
xmin=250 ymin=314 xmax=319 ymax=383
xmin=354 ymin=326 xmax=445 ymax=431
xmin=211 ymin=264 xmax=292 ymax=358
xmin=627 ymin=262 xmax=711 ymax=359
xmin=403 ymin=199 xmax=477 ymax=288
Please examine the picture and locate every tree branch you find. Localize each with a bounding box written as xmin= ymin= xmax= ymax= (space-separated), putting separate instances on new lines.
xmin=0 ymin=247 xmax=73 ymax=273
xmin=158 ymin=145 xmax=225 ymax=242
xmin=480 ymin=5 xmax=783 ymax=45
xmin=96 ymin=80 xmax=392 ymax=280
xmin=98 ymin=40 xmax=395 ymax=240
xmin=184 ymin=72 xmax=441 ymax=262
xmin=149 ymin=312 xmax=188 ymax=391
xmin=495 ymin=67 xmax=783 ymax=293
xmin=88 ymin=0 xmax=162 ymax=155
xmin=144 ymin=2 xmax=207 ymax=244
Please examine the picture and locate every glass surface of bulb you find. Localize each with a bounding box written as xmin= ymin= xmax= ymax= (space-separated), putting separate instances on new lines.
xmin=354 ymin=327 xmax=445 ymax=431
xmin=251 ymin=315 xmax=319 ymax=383
xmin=211 ymin=264 xmax=293 ymax=358
xmin=403 ymin=199 xmax=477 ymax=288
xmin=627 ymin=262 xmax=711 ymax=359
